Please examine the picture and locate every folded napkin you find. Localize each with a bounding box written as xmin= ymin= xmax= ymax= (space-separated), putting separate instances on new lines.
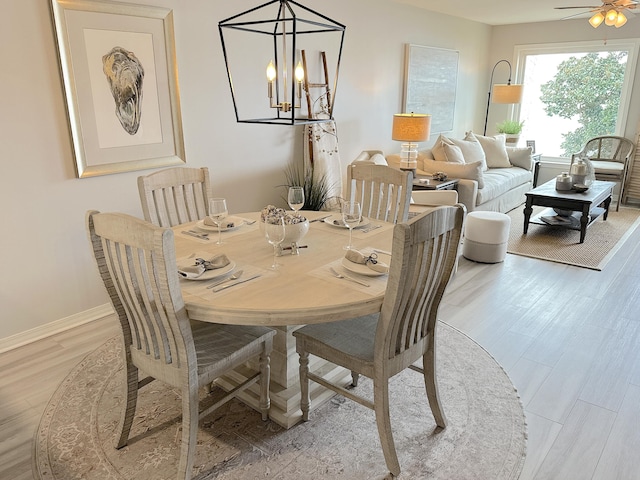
xmin=204 ymin=217 xmax=235 ymax=228
xmin=178 ymin=253 xmax=231 ymax=279
xmin=344 ymin=249 xmax=389 ymax=274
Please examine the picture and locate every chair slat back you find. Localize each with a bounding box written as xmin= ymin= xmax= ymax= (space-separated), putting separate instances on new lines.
xmin=376 ymin=205 xmax=465 ymax=369
xmin=86 ymin=211 xmax=192 ymax=377
xmin=578 ymin=136 xmax=635 ymax=164
xmin=347 ymin=164 xmax=413 ymax=223
xmin=138 ymin=167 xmax=212 ymax=227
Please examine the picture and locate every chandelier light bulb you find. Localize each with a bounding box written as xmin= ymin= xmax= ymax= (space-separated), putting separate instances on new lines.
xmin=295 ymin=61 xmax=305 ymax=82
xmin=266 ymin=61 xmax=277 ymax=82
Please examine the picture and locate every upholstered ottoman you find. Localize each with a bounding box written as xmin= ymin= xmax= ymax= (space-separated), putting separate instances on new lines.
xmin=463 ymin=211 xmax=511 ymax=263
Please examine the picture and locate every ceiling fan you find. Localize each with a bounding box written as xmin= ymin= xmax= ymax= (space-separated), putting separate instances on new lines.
xmin=555 ymin=1 xmax=637 ymax=27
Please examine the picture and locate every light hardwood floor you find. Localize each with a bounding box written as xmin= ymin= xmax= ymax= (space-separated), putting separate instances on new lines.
xmin=2 ymin=224 xmax=639 ymax=479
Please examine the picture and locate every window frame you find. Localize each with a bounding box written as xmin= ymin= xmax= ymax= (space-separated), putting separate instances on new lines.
xmin=512 ymin=39 xmax=639 ymax=159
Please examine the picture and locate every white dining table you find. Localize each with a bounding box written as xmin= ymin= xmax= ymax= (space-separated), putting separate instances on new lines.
xmin=173 ymin=210 xmax=395 ymax=428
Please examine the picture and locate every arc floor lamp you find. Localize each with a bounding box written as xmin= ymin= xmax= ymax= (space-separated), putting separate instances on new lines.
xmin=483 ymin=59 xmax=523 ymax=135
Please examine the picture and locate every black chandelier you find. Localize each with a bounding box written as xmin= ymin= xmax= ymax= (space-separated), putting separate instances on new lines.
xmin=219 ymin=0 xmax=345 ymax=126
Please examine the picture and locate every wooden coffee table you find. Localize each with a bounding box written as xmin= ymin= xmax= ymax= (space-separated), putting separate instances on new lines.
xmin=523 ymin=179 xmax=616 ymax=243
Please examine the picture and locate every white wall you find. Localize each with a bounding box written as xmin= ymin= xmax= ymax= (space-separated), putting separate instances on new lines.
xmin=0 ymin=0 xmax=491 ymax=342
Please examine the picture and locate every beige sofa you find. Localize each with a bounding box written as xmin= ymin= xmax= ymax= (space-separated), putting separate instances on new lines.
xmin=354 ymin=133 xmax=535 ymax=213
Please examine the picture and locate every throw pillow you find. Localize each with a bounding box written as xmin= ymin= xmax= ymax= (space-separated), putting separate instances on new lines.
xmin=368 ymin=153 xmax=388 ymax=165
xmin=431 ymin=134 xmax=454 ymax=162
xmin=507 ymin=146 xmax=533 ymax=170
xmin=468 ymin=132 xmax=511 ymax=168
xmin=442 ymin=143 xmax=465 ymax=164
xmin=449 ymin=135 xmax=488 ymax=171
xmin=422 ymin=158 xmax=485 ymax=189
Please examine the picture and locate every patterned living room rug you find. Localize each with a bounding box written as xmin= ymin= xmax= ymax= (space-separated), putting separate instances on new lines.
xmin=34 ymin=323 xmax=526 ymax=480
xmin=507 ymin=205 xmax=640 ymax=270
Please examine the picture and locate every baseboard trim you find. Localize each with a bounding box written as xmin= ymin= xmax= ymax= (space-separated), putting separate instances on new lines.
xmin=0 ymin=304 xmax=114 ymax=354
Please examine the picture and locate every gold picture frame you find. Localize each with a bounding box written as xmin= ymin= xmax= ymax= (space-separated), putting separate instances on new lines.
xmin=50 ymin=0 xmax=185 ymax=177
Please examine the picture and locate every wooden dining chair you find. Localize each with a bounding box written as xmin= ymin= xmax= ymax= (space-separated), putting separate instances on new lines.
xmin=347 ymin=163 xmax=413 ymax=223
xmin=293 ymin=204 xmax=465 ymax=478
xmin=138 ymin=166 xmax=212 ymax=227
xmin=570 ymin=136 xmax=635 ymax=211
xmin=86 ymin=210 xmax=275 ymax=480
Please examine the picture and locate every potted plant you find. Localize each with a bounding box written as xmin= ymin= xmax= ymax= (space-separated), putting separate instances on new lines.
xmin=496 ymin=119 xmax=524 ymax=145
xmin=282 ymin=163 xmax=335 ymax=211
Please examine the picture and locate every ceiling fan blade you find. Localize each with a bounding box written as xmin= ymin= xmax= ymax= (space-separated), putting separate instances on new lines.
xmin=560 ymin=10 xmax=599 ymax=19
xmin=554 ymin=5 xmax=601 ymax=9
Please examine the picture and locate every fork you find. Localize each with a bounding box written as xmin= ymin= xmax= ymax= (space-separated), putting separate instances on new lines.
xmin=206 ymin=270 xmax=244 ymax=289
xmin=329 ymin=267 xmax=370 ymax=287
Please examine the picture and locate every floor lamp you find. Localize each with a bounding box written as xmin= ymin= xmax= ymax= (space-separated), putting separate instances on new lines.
xmin=483 ymin=60 xmax=523 ymax=135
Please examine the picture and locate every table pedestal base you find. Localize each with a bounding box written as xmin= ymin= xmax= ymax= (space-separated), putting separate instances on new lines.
xmin=216 ymin=325 xmax=351 ymax=429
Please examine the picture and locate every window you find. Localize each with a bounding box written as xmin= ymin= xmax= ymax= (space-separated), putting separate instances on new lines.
xmin=514 ymin=40 xmax=638 ymax=158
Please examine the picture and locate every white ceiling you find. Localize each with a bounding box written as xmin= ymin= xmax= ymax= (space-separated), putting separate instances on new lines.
xmin=392 ymin=0 xmax=628 ymax=26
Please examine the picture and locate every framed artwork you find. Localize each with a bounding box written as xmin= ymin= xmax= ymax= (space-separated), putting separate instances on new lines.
xmin=50 ymin=0 xmax=185 ymax=177
xmin=402 ymin=44 xmax=459 ymax=134
xmin=526 ymin=140 xmax=536 ymax=153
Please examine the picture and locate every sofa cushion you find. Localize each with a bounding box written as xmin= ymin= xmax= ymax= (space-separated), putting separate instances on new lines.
xmin=432 ymin=134 xmax=487 ymax=169
xmin=450 ymin=136 xmax=487 ymax=170
xmin=507 ymin=146 xmax=533 ymax=170
xmin=468 ymin=132 xmax=511 ymax=168
xmin=421 ymin=158 xmax=485 ymax=189
xmin=475 ymin=167 xmax=532 ymax=205
xmin=443 ymin=143 xmax=466 ymax=164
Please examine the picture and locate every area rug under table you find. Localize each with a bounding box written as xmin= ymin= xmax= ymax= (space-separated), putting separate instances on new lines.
xmin=34 ymin=323 xmax=526 ymax=480
xmin=507 ymin=205 xmax=640 ymax=270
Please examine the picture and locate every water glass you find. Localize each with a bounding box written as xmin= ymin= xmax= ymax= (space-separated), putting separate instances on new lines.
xmin=288 ymin=186 xmax=305 ymax=213
xmin=342 ymin=201 xmax=361 ymax=250
xmin=208 ymin=198 xmax=228 ymax=245
xmin=264 ymin=217 xmax=286 ymax=270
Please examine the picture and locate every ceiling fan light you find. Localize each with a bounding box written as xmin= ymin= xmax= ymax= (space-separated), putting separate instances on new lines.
xmin=615 ymin=11 xmax=627 ymax=27
xmin=605 ymin=8 xmax=618 ymax=25
xmin=589 ymin=11 xmax=605 ymax=27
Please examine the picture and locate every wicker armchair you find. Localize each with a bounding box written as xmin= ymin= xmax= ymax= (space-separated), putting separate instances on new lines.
xmin=571 ymin=136 xmax=635 ymax=211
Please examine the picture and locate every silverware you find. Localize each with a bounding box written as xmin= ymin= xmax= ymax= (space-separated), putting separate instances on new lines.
xmin=206 ymin=270 xmax=244 ymax=289
xmin=181 ymin=230 xmax=209 ymax=240
xmin=212 ymin=274 xmax=262 ymax=292
xmin=373 ymin=248 xmax=392 ymax=256
xmin=310 ymin=214 xmax=331 ymax=223
xmin=329 ymin=267 xmax=370 ymax=287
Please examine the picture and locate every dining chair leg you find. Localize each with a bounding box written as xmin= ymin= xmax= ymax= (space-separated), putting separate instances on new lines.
xmin=177 ymin=384 xmax=199 ymax=480
xmin=298 ymin=348 xmax=310 ymax=421
xmin=259 ymin=345 xmax=272 ymax=421
xmin=423 ymin=344 xmax=447 ymax=428
xmin=115 ymin=361 xmax=138 ymax=449
xmin=374 ymin=379 xmax=401 ymax=477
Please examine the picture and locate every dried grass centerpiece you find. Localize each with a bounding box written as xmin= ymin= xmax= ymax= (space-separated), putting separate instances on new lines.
xmin=260 ymin=205 xmax=310 ymax=255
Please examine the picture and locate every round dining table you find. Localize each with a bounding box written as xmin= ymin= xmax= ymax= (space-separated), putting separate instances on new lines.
xmin=173 ymin=210 xmax=395 ymax=428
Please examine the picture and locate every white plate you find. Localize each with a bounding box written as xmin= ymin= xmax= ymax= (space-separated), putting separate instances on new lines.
xmin=341 ymin=258 xmax=387 ymax=277
xmin=195 ymin=216 xmax=245 ymax=232
xmin=179 ymin=261 xmax=236 ymax=281
xmin=323 ymin=214 xmax=371 ymax=230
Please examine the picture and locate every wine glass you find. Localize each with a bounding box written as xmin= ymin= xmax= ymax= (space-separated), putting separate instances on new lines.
xmin=287 ymin=186 xmax=305 ymax=214
xmin=341 ymin=201 xmax=361 ymax=250
xmin=264 ymin=217 xmax=286 ymax=270
xmin=208 ymin=198 xmax=228 ymax=245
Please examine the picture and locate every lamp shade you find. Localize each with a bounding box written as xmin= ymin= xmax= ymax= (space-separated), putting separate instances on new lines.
xmin=392 ymin=114 xmax=431 ymax=142
xmin=492 ymin=84 xmax=523 ymax=104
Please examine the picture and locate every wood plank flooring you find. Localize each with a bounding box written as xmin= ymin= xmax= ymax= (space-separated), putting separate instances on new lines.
xmin=1 ymin=223 xmax=639 ymax=479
